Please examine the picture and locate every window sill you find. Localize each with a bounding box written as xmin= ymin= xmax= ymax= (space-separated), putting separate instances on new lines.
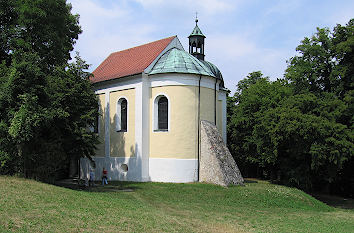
xmin=116 ymin=130 xmax=127 ymax=133
xmin=153 ymin=129 xmax=168 ymax=132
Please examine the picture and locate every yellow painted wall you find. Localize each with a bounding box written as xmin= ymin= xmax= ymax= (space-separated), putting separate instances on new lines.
xmin=109 ymin=89 xmax=136 ymax=157
xmin=200 ymin=87 xmax=216 ymax=123
xmin=95 ymin=94 xmax=105 ymax=157
xmin=150 ymin=86 xmax=198 ymax=159
xmin=217 ymin=99 xmax=223 ymax=135
xmin=149 ymin=85 xmax=225 ymax=159
xmin=200 ymin=87 xmax=223 ymax=135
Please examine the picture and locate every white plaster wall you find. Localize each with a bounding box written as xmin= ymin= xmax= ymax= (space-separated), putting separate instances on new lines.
xmin=80 ymin=157 xmax=198 ymax=183
xmin=149 ymin=158 xmax=198 ymax=182
xmin=141 ymin=73 xmax=150 ymax=181
xmin=149 ymin=73 xmax=219 ymax=90
xmin=94 ymin=74 xmax=141 ymax=94
xmin=80 ymin=157 xmax=142 ymax=181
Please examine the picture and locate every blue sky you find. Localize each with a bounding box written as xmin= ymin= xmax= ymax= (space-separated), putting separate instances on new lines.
xmin=68 ymin=0 xmax=353 ymax=93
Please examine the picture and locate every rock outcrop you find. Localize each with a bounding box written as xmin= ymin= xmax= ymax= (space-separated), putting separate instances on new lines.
xmin=200 ymin=120 xmax=244 ymax=186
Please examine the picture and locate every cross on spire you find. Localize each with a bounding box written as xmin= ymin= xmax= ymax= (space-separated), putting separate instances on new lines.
xmin=195 ymin=11 xmax=198 ymax=24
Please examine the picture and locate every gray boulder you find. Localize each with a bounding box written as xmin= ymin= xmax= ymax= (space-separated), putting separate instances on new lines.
xmin=200 ymin=120 xmax=244 ymax=186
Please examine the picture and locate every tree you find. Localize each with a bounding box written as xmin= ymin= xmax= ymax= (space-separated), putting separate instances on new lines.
xmin=0 ymin=0 xmax=98 ymax=181
xmin=228 ymin=19 xmax=353 ymax=194
xmin=228 ymin=71 xmax=353 ymax=193
xmin=285 ymin=19 xmax=353 ymax=98
xmin=284 ymin=19 xmax=354 ymax=194
xmin=0 ymin=0 xmax=17 ymax=63
xmin=0 ymin=0 xmax=81 ymax=67
xmin=228 ymin=73 xmax=293 ymax=178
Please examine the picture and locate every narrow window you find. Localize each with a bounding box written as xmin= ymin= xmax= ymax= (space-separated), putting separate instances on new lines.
xmin=192 ymin=42 xmax=196 ymax=53
xmin=93 ymin=104 xmax=100 ymax=133
xmin=158 ymin=97 xmax=168 ymax=130
xmin=121 ymin=99 xmax=127 ymax=131
xmin=94 ymin=114 xmax=99 ymax=133
xmin=117 ymin=98 xmax=128 ymax=132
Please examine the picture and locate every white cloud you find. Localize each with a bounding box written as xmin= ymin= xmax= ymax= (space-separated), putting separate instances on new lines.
xmin=69 ymin=0 xmax=158 ymax=69
xmin=133 ymin=0 xmax=238 ymax=15
xmin=70 ymin=0 xmax=129 ymax=19
xmin=205 ymin=33 xmax=294 ymax=93
xmin=208 ymin=34 xmax=257 ymax=58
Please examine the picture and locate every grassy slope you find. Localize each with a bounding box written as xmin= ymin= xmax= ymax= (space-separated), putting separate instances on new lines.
xmin=0 ymin=176 xmax=353 ymax=233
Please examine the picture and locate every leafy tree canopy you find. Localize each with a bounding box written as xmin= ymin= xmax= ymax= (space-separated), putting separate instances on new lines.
xmin=228 ymin=19 xmax=353 ymax=195
xmin=286 ymin=19 xmax=353 ymax=98
xmin=0 ymin=0 xmax=81 ymax=67
xmin=0 ymin=0 xmax=98 ymax=181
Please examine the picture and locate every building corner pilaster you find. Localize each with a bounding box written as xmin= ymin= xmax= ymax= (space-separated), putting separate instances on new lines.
xmin=135 ymin=73 xmax=150 ymax=181
xmin=141 ymin=73 xmax=150 ymax=181
xmin=105 ymin=91 xmax=110 ymax=157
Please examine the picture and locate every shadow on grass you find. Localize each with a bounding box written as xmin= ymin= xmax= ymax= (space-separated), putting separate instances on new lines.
xmin=311 ymin=193 xmax=354 ymax=210
xmin=240 ymin=178 xmax=354 ymax=210
xmin=86 ymin=181 xmax=142 ymax=193
xmin=243 ymin=179 xmax=258 ymax=183
xmin=55 ymin=179 xmax=142 ymax=193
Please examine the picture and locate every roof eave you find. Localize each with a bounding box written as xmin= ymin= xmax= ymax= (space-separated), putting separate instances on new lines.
xmin=188 ymin=34 xmax=206 ymax=38
xmin=91 ymin=72 xmax=143 ymax=85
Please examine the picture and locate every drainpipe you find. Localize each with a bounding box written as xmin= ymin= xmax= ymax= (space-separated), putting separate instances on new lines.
xmin=197 ymin=75 xmax=201 ymax=182
xmin=214 ymin=79 xmax=217 ymax=125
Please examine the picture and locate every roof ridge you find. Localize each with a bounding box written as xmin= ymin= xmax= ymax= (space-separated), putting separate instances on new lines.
xmin=109 ymin=35 xmax=176 ymax=56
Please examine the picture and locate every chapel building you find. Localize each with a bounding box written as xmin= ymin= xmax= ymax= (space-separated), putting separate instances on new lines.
xmin=81 ymin=20 xmax=228 ymax=183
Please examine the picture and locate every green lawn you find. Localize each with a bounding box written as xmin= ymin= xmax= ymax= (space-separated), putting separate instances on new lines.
xmin=0 ymin=176 xmax=353 ymax=232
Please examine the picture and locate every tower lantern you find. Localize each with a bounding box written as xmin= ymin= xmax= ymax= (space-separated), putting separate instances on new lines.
xmin=188 ymin=16 xmax=206 ymax=60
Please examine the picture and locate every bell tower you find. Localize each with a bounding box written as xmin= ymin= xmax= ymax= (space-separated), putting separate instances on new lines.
xmin=188 ymin=15 xmax=205 ymax=60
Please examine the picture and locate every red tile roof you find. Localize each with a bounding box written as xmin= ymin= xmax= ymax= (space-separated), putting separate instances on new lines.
xmin=91 ymin=36 xmax=176 ymax=83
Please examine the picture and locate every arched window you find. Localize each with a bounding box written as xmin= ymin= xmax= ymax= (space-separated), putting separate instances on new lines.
xmin=154 ymin=95 xmax=169 ymax=131
xmin=158 ymin=97 xmax=168 ymax=130
xmin=117 ymin=98 xmax=128 ymax=132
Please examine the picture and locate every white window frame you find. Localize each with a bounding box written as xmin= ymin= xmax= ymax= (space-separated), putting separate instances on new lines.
xmin=116 ymin=97 xmax=128 ymax=132
xmin=153 ymin=93 xmax=170 ymax=132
